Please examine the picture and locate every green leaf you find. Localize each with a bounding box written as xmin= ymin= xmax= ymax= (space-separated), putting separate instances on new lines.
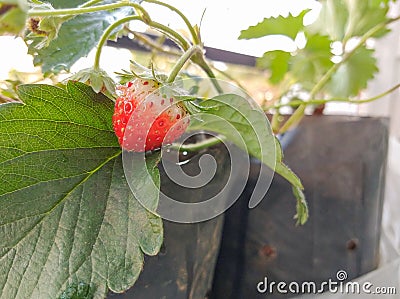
xmin=239 ymin=9 xmax=310 ymax=40
xmin=0 ymin=82 xmax=163 ymax=298
xmin=345 ymin=0 xmax=390 ymax=38
xmin=309 ymin=0 xmax=390 ymax=40
xmin=292 ymin=186 xmax=309 ymax=225
xmin=58 ymin=282 xmax=94 ymax=299
xmin=308 ymin=0 xmax=349 ymax=41
xmin=257 ymin=50 xmax=291 ymax=84
xmin=188 ymin=94 xmax=303 ymax=190
xmin=68 ymin=67 xmax=116 ymax=99
xmin=291 ymin=34 xmax=334 ymax=90
xmin=327 ymin=46 xmax=378 ymax=97
xmin=27 ymin=1 xmax=137 ymax=75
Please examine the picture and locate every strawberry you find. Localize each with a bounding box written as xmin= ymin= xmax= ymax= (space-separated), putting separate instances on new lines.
xmin=112 ymin=78 xmax=189 ymax=152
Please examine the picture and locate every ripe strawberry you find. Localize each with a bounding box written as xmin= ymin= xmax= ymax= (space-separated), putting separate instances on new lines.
xmin=112 ymin=78 xmax=189 ymax=152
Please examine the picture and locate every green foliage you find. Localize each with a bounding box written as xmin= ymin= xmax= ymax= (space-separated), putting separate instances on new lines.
xmin=241 ymin=0 xmax=392 ymax=104
xmin=257 ymin=50 xmax=291 ymax=84
xmin=327 ymin=46 xmax=378 ymax=97
xmin=68 ymin=67 xmax=116 ymax=98
xmin=58 ymin=282 xmax=93 ymax=299
xmin=239 ymin=9 xmax=310 ymax=40
xmin=311 ymin=0 xmax=391 ymax=40
xmin=292 ymin=186 xmax=308 ymax=226
xmin=0 ymin=82 xmax=163 ymax=298
xmin=308 ymin=0 xmax=348 ymax=41
xmin=258 ymin=34 xmax=334 ymax=88
xmin=26 ymin=1 xmax=136 ymax=75
xmin=188 ymin=94 xmax=305 ymax=213
xmin=290 ymin=34 xmax=334 ymax=89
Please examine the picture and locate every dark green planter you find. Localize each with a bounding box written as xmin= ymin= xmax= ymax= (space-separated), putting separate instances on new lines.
xmin=211 ymin=116 xmax=389 ymax=299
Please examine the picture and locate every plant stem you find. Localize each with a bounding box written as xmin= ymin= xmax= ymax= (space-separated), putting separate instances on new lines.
xmin=278 ymin=105 xmax=306 ymax=133
xmin=166 ymin=46 xmax=202 ymax=83
xmin=94 ymin=16 xmax=141 ymax=70
xmin=271 ymin=111 xmax=281 ymax=134
xmin=211 ymin=64 xmax=248 ymax=92
xmin=79 ymin=0 xmax=103 ymax=8
xmin=148 ymin=20 xmax=190 ymax=50
xmin=28 ymin=2 xmax=136 ymax=16
xmin=171 ymin=135 xmax=226 ymax=152
xmin=278 ymin=15 xmax=400 ymax=134
xmin=273 ymin=83 xmax=400 ymax=109
xmin=143 ymin=0 xmax=200 ymax=45
xmin=191 ymin=54 xmax=224 ymax=93
xmin=93 ymin=8 xmax=191 ymax=69
xmin=125 ymin=28 xmax=182 ymax=56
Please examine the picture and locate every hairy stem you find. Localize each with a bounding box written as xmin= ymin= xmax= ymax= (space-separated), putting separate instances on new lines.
xmin=94 ymin=16 xmax=141 ymax=70
xmin=125 ymin=28 xmax=182 ymax=56
xmin=211 ymin=64 xmax=248 ymax=92
xmin=143 ymin=0 xmax=200 ymax=45
xmin=273 ymin=83 xmax=400 ymax=109
xmin=166 ymin=46 xmax=202 ymax=83
xmin=271 ymin=111 xmax=282 ymax=134
xmin=148 ymin=20 xmax=190 ymax=50
xmin=79 ymin=0 xmax=103 ymax=8
xmin=28 ymin=2 xmax=140 ymax=16
xmin=191 ymin=54 xmax=224 ymax=93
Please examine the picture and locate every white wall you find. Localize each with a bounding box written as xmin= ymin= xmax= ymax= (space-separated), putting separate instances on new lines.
xmin=360 ymin=2 xmax=400 ymax=140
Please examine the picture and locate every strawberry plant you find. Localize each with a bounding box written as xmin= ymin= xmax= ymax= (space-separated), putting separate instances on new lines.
xmin=239 ymin=0 xmax=400 ymax=133
xmin=1 ymin=0 xmax=398 ymax=298
xmin=0 ymin=1 xmax=304 ymax=298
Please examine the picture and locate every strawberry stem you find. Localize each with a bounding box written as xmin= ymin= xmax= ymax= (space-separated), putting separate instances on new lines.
xmin=193 ymin=55 xmax=224 ymax=94
xmin=28 ymin=2 xmax=143 ymax=17
xmin=166 ymin=45 xmax=203 ymax=83
xmin=94 ymin=16 xmax=141 ymax=70
xmin=142 ymin=0 xmax=201 ymax=45
xmin=272 ymin=83 xmax=400 ymax=109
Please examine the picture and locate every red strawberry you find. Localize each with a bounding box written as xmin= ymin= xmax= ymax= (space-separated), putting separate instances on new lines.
xmin=112 ymin=78 xmax=189 ymax=152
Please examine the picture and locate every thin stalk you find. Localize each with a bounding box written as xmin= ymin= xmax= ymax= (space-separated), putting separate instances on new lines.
xmin=271 ymin=111 xmax=281 ymax=134
xmin=94 ymin=16 xmax=141 ymax=69
xmin=273 ymin=83 xmax=400 ymax=109
xmin=191 ymin=54 xmax=224 ymax=93
xmin=166 ymin=46 xmax=202 ymax=83
xmin=211 ymin=64 xmax=248 ymax=92
xmin=79 ymin=0 xmax=103 ymax=8
xmin=148 ymin=20 xmax=190 ymax=50
xmin=171 ymin=135 xmax=226 ymax=152
xmin=126 ymin=28 xmax=182 ymax=56
xmin=28 ymin=2 xmax=138 ymax=17
xmin=143 ymin=0 xmax=200 ymax=44
xmin=94 ymin=14 xmax=191 ymax=69
xmin=278 ymin=104 xmax=306 ymax=133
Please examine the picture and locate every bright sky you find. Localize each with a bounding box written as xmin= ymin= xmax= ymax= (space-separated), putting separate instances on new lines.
xmin=0 ymin=0 xmax=320 ymax=79
xmin=142 ymin=0 xmax=320 ymax=56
